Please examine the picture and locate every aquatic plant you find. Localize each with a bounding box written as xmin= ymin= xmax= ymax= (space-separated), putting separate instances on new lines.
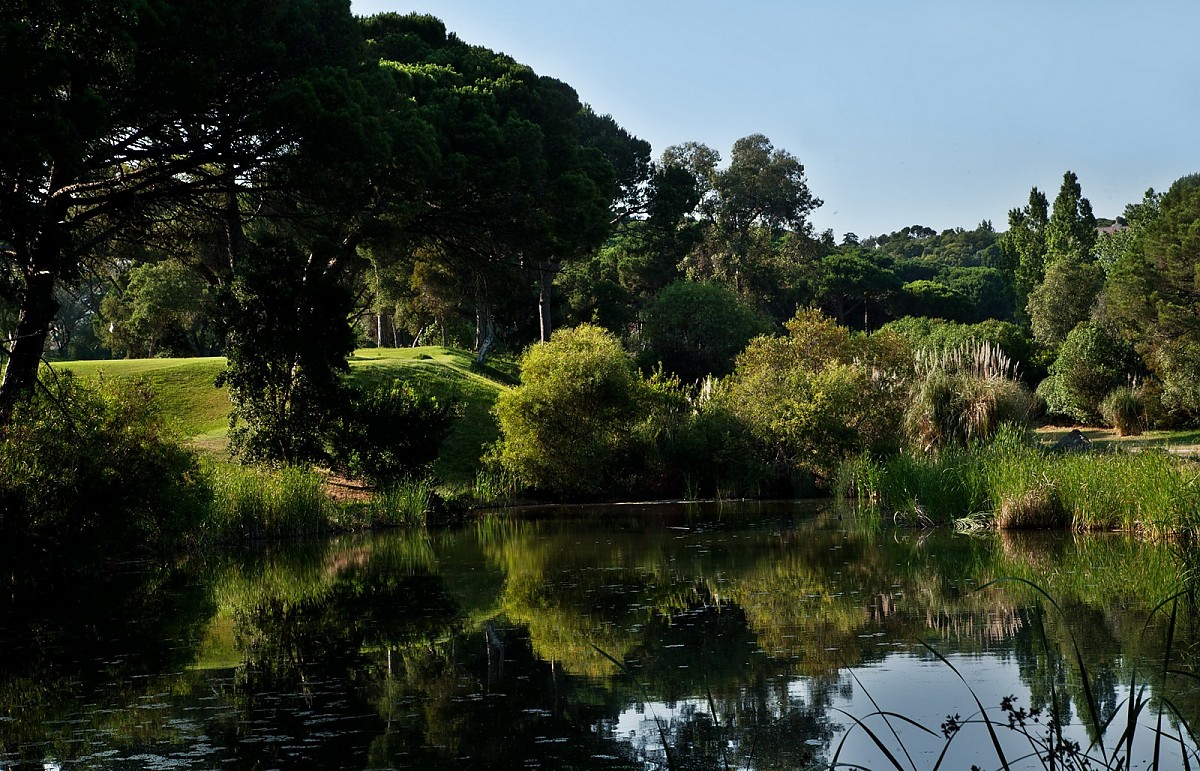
xmin=203 ymin=462 xmax=334 ymax=540
xmin=832 ymin=580 xmax=1200 ymax=771
xmin=839 ymin=426 xmax=1200 ymax=534
xmin=365 ymin=478 xmax=437 ymax=527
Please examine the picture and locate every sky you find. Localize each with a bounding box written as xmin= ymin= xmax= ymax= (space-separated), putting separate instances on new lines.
xmin=349 ymin=0 xmax=1199 ymax=238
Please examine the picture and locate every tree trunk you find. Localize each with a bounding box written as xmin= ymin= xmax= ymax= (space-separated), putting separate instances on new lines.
xmin=538 ymin=263 xmax=553 ymax=343
xmin=475 ymin=300 xmax=495 ymax=365
xmin=0 ymin=269 xmax=59 ymax=426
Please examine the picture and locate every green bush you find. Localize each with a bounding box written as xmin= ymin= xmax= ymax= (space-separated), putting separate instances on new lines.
xmin=721 ymin=309 xmax=909 ymax=487
xmin=1038 ymin=321 xmax=1143 ymax=423
xmin=0 ymin=372 xmax=209 ymax=553
xmin=639 ymin=280 xmax=772 ymax=383
xmin=630 ymin=372 xmax=770 ymax=499
xmin=904 ymin=341 xmax=1039 ymax=451
xmin=492 ymin=324 xmax=647 ymax=496
xmin=1099 ymin=385 xmax=1145 ymax=436
xmin=326 ymin=379 xmax=456 ymax=484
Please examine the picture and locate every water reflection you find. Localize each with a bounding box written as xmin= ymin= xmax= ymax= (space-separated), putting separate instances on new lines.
xmin=1 ymin=502 xmax=1197 ymax=769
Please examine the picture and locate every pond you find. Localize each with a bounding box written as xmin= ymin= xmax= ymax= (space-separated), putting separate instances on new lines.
xmin=1 ymin=501 xmax=1197 ymax=770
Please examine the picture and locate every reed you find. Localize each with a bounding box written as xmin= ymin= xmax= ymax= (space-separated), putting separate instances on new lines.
xmin=203 ymin=462 xmax=336 ymax=541
xmin=833 ymin=582 xmax=1200 ymax=771
xmin=467 ymin=468 xmax=522 ymax=507
xmin=364 ymin=477 xmax=437 ymax=527
xmin=841 ymin=427 xmax=1200 ymax=534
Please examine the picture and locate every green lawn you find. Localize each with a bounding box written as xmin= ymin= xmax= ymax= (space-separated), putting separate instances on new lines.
xmin=1036 ymin=425 xmax=1200 ymax=455
xmin=55 ymin=347 xmax=512 ymax=487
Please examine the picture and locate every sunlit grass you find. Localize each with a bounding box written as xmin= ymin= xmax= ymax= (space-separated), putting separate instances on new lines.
xmin=841 ymin=428 xmax=1200 ymax=534
xmin=53 ymin=347 xmax=513 ymax=488
xmin=202 ymin=461 xmax=335 ymax=541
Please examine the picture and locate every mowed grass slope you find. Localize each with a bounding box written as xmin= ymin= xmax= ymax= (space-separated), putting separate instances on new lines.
xmin=56 ymin=347 xmax=513 ymax=487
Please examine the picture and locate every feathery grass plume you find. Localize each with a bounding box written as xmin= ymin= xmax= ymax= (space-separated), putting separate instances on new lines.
xmin=1100 ymin=385 xmax=1146 ymax=436
xmin=906 ymin=341 xmax=1037 ymax=452
xmin=913 ymin=339 xmax=1021 ymax=381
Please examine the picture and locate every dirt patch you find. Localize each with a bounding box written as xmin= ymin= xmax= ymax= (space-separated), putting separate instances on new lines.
xmin=321 ymin=472 xmax=374 ymax=504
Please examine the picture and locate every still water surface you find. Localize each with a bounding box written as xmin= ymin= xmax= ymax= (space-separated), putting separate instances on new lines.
xmin=1 ymin=501 xmax=1197 ymax=769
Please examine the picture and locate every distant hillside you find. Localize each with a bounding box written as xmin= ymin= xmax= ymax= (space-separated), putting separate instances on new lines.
xmin=57 ymin=347 xmax=513 ymax=487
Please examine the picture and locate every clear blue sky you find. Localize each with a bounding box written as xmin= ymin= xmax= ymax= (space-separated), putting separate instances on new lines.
xmin=350 ymin=0 xmax=1198 ymax=238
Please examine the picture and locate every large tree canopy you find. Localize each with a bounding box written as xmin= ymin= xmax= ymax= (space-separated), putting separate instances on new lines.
xmin=0 ymin=0 xmax=383 ymax=423
xmin=360 ymin=13 xmax=623 ymax=354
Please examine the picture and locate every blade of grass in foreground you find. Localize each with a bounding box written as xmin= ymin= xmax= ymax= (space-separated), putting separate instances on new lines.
xmin=978 ymin=576 xmax=1110 ymax=766
xmin=918 ymin=639 xmax=1012 ymax=770
xmin=829 ymin=708 xmax=936 ymax=771
xmin=591 ymin=644 xmax=677 ymax=771
xmin=840 ymin=659 xmax=922 ymax=771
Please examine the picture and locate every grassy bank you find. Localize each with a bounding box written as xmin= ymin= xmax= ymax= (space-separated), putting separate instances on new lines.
xmin=839 ymin=427 xmax=1200 ymax=535
xmin=39 ymin=348 xmax=513 ymax=544
xmin=58 ymin=347 xmax=512 ymax=489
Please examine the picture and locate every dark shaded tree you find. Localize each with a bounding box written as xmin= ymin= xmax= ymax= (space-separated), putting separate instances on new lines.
xmin=1105 ymin=174 xmax=1200 ymax=415
xmin=639 ymin=280 xmax=772 ymax=383
xmin=0 ymin=0 xmax=374 ymax=424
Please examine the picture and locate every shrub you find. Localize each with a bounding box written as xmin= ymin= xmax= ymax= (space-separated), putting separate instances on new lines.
xmin=650 ymin=375 xmax=770 ymax=499
xmin=1038 ymin=320 xmax=1143 ymax=424
xmin=492 ymin=324 xmax=646 ymax=496
xmin=0 ymin=372 xmax=209 ymax=554
xmin=326 ymin=379 xmax=457 ymax=484
xmin=904 ymin=341 xmax=1039 ymax=452
xmin=1099 ymin=385 xmax=1145 ymax=436
xmin=722 ymin=309 xmax=909 ymax=487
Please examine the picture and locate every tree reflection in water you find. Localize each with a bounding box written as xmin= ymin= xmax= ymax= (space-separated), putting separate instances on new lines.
xmin=1 ymin=503 xmax=1197 ymax=769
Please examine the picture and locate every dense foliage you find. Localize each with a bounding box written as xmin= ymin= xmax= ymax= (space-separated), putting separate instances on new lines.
xmin=6 ymin=0 xmax=1200 ymax=526
xmin=717 ymin=310 xmax=910 ymax=487
xmin=327 ymin=379 xmax=456 ymax=484
xmin=0 ymin=374 xmax=209 ymax=553
xmin=493 ymin=324 xmax=647 ymax=496
xmin=638 ymin=280 xmax=771 ymax=383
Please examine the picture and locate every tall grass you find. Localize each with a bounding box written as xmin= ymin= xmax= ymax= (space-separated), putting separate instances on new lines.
xmin=203 ymin=462 xmax=337 ymax=541
xmin=467 ymin=469 xmax=522 ymax=507
xmin=840 ymin=428 xmax=1200 ymax=534
xmin=362 ymin=478 xmax=437 ymax=527
xmin=1100 ymin=385 xmax=1146 ymax=437
xmin=202 ymin=463 xmax=444 ymax=540
xmin=905 ymin=342 xmax=1039 ymax=453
